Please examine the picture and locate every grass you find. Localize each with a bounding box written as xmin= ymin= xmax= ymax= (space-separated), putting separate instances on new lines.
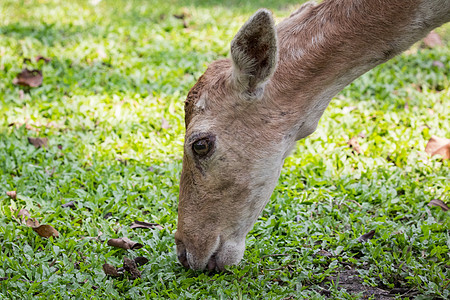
xmin=0 ymin=0 xmax=449 ymax=298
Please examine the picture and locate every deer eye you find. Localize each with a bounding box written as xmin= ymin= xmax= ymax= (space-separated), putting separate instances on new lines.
xmin=192 ymin=138 xmax=212 ymax=157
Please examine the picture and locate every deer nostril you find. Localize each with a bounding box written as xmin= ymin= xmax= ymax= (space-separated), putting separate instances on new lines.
xmin=178 ymin=250 xmax=190 ymax=269
xmin=207 ymin=255 xmax=216 ymax=271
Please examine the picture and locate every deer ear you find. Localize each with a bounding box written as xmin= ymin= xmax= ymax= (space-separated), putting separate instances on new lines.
xmin=230 ymin=9 xmax=278 ymax=100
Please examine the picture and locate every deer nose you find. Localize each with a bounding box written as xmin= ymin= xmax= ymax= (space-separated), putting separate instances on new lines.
xmin=207 ymin=254 xmax=217 ymax=271
xmin=177 ymin=249 xmax=190 ymax=269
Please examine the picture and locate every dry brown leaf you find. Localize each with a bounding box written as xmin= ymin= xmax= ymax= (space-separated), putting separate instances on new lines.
xmin=18 ymin=208 xmax=30 ymax=217
xmin=18 ymin=208 xmax=31 ymax=224
xmin=316 ymin=249 xmax=333 ymax=258
xmin=28 ymin=137 xmax=48 ymax=149
xmin=6 ymin=191 xmax=17 ymax=200
xmin=130 ymin=220 xmax=163 ymax=230
xmin=423 ymin=31 xmax=443 ymax=48
xmin=116 ymin=158 xmax=128 ymax=165
xmin=32 ymin=224 xmax=59 ymax=238
xmin=23 ymin=215 xmax=59 ymax=238
xmin=428 ymin=199 xmax=449 ymax=211
xmin=26 ymin=218 xmax=40 ymax=228
xmin=173 ymin=13 xmax=186 ymax=20
xmin=358 ymin=230 xmax=375 ymax=243
xmin=61 ymin=201 xmax=76 ymax=209
xmin=107 ymin=237 xmax=143 ymax=250
xmin=123 ymin=257 xmax=141 ymax=280
xmin=425 ymin=136 xmax=450 ymax=160
xmin=347 ymin=137 xmax=363 ymax=154
xmin=134 ymin=256 xmax=149 ymax=266
xmin=12 ymin=69 xmax=43 ymax=87
xmin=102 ymin=263 xmax=120 ymax=277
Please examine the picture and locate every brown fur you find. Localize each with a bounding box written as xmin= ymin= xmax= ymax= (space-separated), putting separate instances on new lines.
xmin=177 ymin=0 xmax=450 ymax=271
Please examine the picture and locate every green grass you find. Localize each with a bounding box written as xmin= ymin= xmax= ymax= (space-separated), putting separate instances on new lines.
xmin=1 ymin=0 xmax=449 ymax=298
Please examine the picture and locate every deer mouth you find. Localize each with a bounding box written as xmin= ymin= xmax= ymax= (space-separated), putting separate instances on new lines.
xmin=178 ymin=248 xmax=220 ymax=271
xmin=206 ymin=253 xmax=218 ymax=271
xmin=176 ymin=234 xmax=245 ymax=272
xmin=176 ymin=236 xmax=223 ymax=271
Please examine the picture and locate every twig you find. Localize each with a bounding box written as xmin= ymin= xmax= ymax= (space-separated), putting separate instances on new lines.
xmin=345 ymin=198 xmax=362 ymax=208
xmin=264 ymin=261 xmax=297 ymax=272
xmin=264 ymin=266 xmax=288 ymax=271
xmin=260 ymin=253 xmax=289 ymax=260
xmin=398 ymin=287 xmax=418 ymax=298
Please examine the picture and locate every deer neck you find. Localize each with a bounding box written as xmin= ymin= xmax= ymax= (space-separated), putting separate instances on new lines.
xmin=266 ymin=0 xmax=450 ymax=141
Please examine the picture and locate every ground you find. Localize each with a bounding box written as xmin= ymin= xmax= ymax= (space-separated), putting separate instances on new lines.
xmin=0 ymin=0 xmax=449 ymax=299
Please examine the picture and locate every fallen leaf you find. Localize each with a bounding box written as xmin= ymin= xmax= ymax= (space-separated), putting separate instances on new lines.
xmin=28 ymin=137 xmax=48 ymax=149
xmin=423 ymin=31 xmax=443 ymax=48
xmin=32 ymin=224 xmax=59 ymax=238
xmin=48 ymin=259 xmax=57 ymax=268
xmin=22 ymin=216 xmax=59 ymax=238
xmin=347 ymin=137 xmax=362 ymax=154
xmin=35 ymin=55 xmax=51 ymax=63
xmin=61 ymin=201 xmax=76 ymax=209
xmin=12 ymin=69 xmax=43 ymax=87
xmin=18 ymin=208 xmax=30 ymax=217
xmin=358 ymin=230 xmax=375 ymax=243
xmin=103 ymin=212 xmax=113 ymax=219
xmin=173 ymin=13 xmax=185 ymax=19
xmin=123 ymin=257 xmax=141 ymax=280
xmin=107 ymin=237 xmax=143 ymax=250
xmin=316 ymin=249 xmax=333 ymax=258
xmin=18 ymin=208 xmax=31 ymax=223
xmin=6 ymin=191 xmax=17 ymax=199
xmin=161 ymin=117 xmax=170 ymax=129
xmin=428 ymin=199 xmax=449 ymax=211
xmin=134 ymin=256 xmax=149 ymax=266
xmin=130 ymin=220 xmax=163 ymax=230
xmin=26 ymin=218 xmax=40 ymax=228
xmin=116 ymin=158 xmax=128 ymax=165
xmin=425 ymin=136 xmax=450 ymax=160
xmin=117 ymin=256 xmax=148 ymax=273
xmin=102 ymin=263 xmax=120 ymax=277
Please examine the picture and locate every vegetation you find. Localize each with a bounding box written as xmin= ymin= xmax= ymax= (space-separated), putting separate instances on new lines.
xmin=0 ymin=0 xmax=449 ymax=298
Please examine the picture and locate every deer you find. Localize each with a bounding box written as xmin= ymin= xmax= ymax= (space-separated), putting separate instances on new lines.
xmin=175 ymin=0 xmax=450 ymax=271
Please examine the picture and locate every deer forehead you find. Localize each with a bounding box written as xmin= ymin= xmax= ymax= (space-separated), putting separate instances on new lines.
xmin=184 ymin=59 xmax=233 ymax=127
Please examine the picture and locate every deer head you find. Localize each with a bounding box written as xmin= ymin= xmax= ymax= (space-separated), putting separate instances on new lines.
xmin=175 ymin=10 xmax=295 ymax=271
xmin=175 ymin=1 xmax=450 ymax=271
